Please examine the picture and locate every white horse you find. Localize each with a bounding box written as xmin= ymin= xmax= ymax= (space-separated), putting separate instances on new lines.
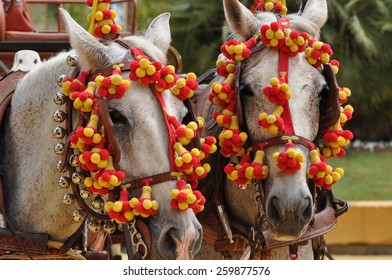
xmin=0 ymin=10 xmax=202 ymax=259
xmin=196 ymin=0 xmax=346 ymax=260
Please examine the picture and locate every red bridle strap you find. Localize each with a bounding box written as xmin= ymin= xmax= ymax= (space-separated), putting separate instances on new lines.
xmin=130 ymin=48 xmax=177 ymax=171
xmin=278 ymin=49 xmax=295 ymax=135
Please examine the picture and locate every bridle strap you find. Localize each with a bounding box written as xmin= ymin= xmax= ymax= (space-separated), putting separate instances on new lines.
xmin=123 ymin=172 xmax=177 ymax=190
xmin=257 ymin=134 xmax=315 ymax=151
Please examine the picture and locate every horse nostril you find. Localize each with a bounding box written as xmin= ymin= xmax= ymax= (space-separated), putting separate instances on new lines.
xmin=267 ymin=196 xmax=285 ymax=225
xmin=297 ymin=197 xmax=312 ymax=224
xmin=158 ymin=224 xmax=202 ymax=259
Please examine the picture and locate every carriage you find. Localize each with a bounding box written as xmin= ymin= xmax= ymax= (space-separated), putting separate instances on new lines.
xmin=0 ymin=0 xmax=351 ymax=260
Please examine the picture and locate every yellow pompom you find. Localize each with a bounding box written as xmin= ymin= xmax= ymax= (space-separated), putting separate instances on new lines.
xmin=113 ymin=201 xmax=123 ymax=212
xmin=111 ymin=74 xmax=122 ymax=86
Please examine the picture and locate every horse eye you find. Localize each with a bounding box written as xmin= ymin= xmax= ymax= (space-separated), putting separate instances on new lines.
xmin=318 ymin=84 xmax=330 ymax=99
xmin=240 ymin=85 xmax=254 ymax=96
xmin=109 ymin=110 xmax=127 ymax=125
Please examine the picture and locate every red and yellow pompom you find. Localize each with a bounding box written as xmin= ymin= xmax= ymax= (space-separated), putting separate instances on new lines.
xmin=105 ymin=187 xmax=135 ymax=224
xmin=258 ymin=105 xmax=285 ymax=135
xmin=208 ymin=74 xmax=236 ymax=110
xmin=171 ymin=72 xmax=198 ymax=100
xmin=307 ymin=149 xmax=344 ymax=189
xmin=263 ymin=77 xmax=291 ymax=106
xmin=272 ymin=141 xmax=305 ymax=174
xmin=218 ymin=116 xmax=248 ymax=157
xmin=84 ymin=156 xmax=125 ymax=195
xmin=129 ymin=185 xmax=159 ymax=218
xmin=220 ymin=38 xmax=256 ymax=62
xmin=95 ymin=66 xmax=131 ymax=99
xmin=170 ymin=180 xmax=205 ymax=214
xmin=305 ymin=39 xmax=333 ymax=67
xmin=224 ymin=150 xmax=269 ymax=187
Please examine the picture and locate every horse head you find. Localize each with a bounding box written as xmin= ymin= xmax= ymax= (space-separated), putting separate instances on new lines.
xmin=199 ymin=0 xmax=340 ymax=247
xmin=60 ymin=9 xmax=203 ymax=259
xmin=0 ymin=9 xmax=204 ymax=260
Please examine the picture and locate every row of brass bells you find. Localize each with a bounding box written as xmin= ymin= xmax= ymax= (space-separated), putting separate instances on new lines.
xmin=55 ymin=54 xmax=80 ymax=215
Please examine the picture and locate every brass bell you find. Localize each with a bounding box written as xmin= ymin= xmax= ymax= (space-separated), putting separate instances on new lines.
xmin=58 ymin=176 xmax=71 ymax=189
xmin=56 ymin=160 xmax=68 ymax=172
xmin=91 ymin=195 xmax=105 ymax=210
xmin=80 ymin=187 xmax=92 ymax=200
xmin=88 ymin=219 xmax=101 ymax=233
xmin=52 ymin=126 xmax=67 ymax=139
xmin=66 ymin=54 xmax=78 ymax=67
xmin=72 ymin=209 xmax=86 ymax=222
xmin=69 ymin=154 xmax=79 ymax=167
xmin=54 ymin=143 xmax=65 ymax=155
xmin=63 ymin=193 xmax=76 ymax=205
xmin=71 ymin=172 xmax=84 ymax=185
xmin=57 ymin=74 xmax=67 ymax=87
xmin=52 ymin=110 xmax=67 ymax=122
xmin=103 ymin=220 xmax=116 ymax=234
xmin=54 ymin=92 xmax=67 ymax=105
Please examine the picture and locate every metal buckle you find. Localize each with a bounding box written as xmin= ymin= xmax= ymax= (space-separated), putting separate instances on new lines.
xmin=129 ymin=220 xmax=148 ymax=259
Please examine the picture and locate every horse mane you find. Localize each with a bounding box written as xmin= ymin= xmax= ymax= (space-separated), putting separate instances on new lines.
xmin=121 ymin=36 xmax=168 ymax=65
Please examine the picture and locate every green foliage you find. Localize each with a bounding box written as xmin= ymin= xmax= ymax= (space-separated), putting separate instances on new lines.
xmin=329 ymin=150 xmax=392 ymax=201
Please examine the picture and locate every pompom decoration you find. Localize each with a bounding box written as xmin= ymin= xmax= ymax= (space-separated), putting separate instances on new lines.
xmin=224 ymin=150 xmax=268 ymax=187
xmin=129 ymin=57 xmax=163 ymax=85
xmin=69 ymin=113 xmax=104 ymax=152
xmin=305 ymin=39 xmax=333 ymax=67
xmin=251 ymin=0 xmax=288 ymax=15
xmin=258 ymin=105 xmax=285 ymax=135
xmin=263 ymin=77 xmax=291 ymax=105
xmin=218 ymin=116 xmax=248 ymax=157
xmin=281 ymin=28 xmax=309 ymax=56
xmin=220 ymin=38 xmax=257 ymax=62
xmin=216 ymin=58 xmax=237 ymax=78
xmin=208 ymin=74 xmax=236 ymax=110
xmin=86 ymin=0 xmax=122 ymax=38
xmin=307 ymin=150 xmax=344 ymax=189
xmin=104 ymin=186 xmax=135 ymax=223
xmin=71 ymin=81 xmax=96 ymax=112
xmin=61 ymin=71 xmax=89 ymax=99
xmin=171 ymin=72 xmax=198 ymax=100
xmin=78 ymin=147 xmax=110 ymax=172
xmin=168 ymin=115 xmax=198 ymax=145
xmin=129 ymin=183 xmax=159 ymax=218
xmin=272 ymin=141 xmax=305 ymax=174
xmin=320 ymin=121 xmax=354 ymax=158
xmin=260 ymin=22 xmax=285 ymax=49
xmin=84 ymin=155 xmax=125 ymax=195
xmin=199 ymin=136 xmax=218 ymax=160
xmin=95 ymin=64 xmax=131 ymax=99
xmin=170 ymin=179 xmax=206 ymax=214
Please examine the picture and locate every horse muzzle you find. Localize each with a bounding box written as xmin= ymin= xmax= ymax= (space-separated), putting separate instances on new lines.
xmin=266 ymin=194 xmax=313 ymax=241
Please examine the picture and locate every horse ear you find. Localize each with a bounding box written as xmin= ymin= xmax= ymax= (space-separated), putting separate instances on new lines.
xmin=144 ymin=13 xmax=172 ymax=54
xmin=59 ymin=8 xmax=110 ymax=71
xmin=301 ymin=0 xmax=328 ymax=30
xmin=223 ymin=0 xmax=259 ymax=40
